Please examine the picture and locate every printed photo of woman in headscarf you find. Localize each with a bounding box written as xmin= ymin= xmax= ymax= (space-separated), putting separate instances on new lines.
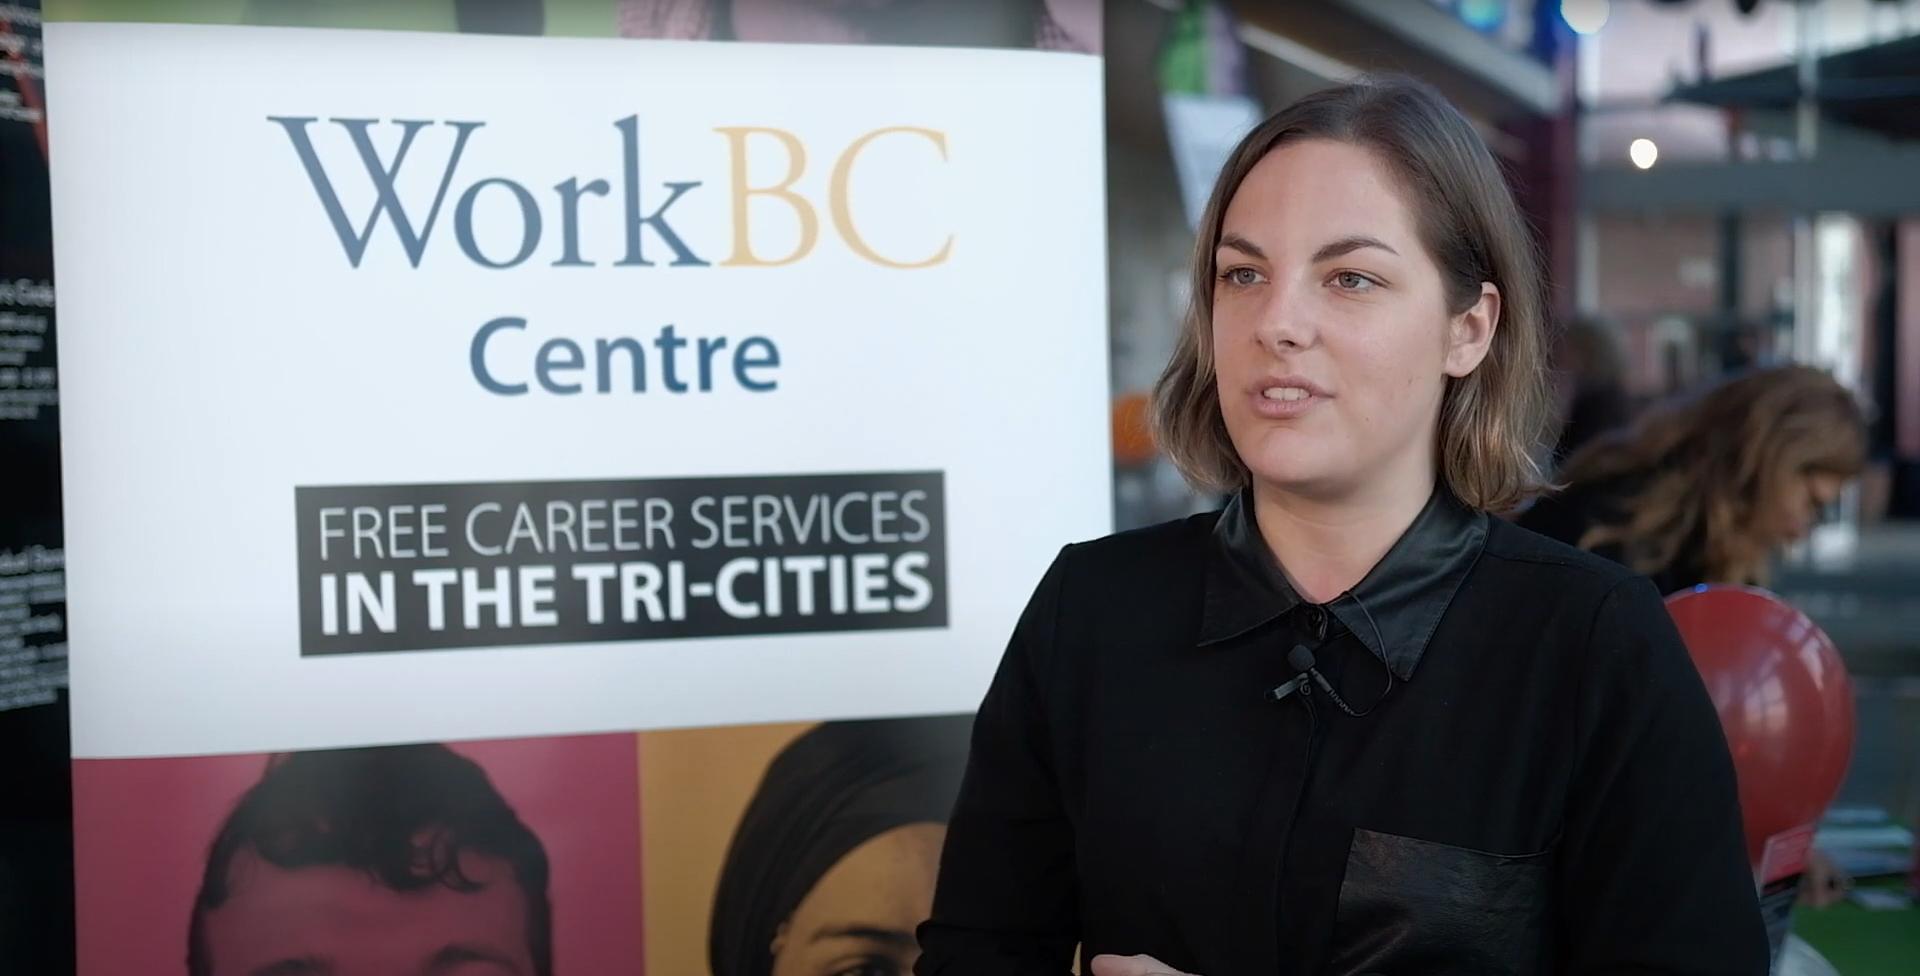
xmin=639 ymin=715 xmax=971 ymax=976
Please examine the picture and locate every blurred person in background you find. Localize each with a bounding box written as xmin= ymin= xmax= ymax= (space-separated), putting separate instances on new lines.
xmin=1520 ymin=364 xmax=1868 ymax=910
xmin=1550 ymin=317 xmax=1633 ymax=470
xmin=1521 ymin=365 xmax=1868 ymax=596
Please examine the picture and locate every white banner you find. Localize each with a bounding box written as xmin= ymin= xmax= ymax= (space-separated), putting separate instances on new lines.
xmin=48 ymin=22 xmax=1110 ymax=759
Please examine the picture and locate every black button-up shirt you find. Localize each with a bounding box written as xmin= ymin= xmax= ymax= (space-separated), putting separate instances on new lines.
xmin=918 ymin=490 xmax=1767 ymax=975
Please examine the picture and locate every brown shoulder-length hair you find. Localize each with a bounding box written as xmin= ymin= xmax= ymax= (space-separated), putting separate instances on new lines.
xmin=1150 ymin=76 xmax=1552 ymax=512
xmin=1560 ymin=365 xmax=1867 ymax=586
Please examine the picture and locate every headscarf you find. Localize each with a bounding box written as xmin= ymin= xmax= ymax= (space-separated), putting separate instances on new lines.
xmin=708 ymin=714 xmax=972 ymax=976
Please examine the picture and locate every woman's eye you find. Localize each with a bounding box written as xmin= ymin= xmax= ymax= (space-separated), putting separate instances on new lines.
xmin=1331 ymin=271 xmax=1376 ymax=292
xmin=1219 ymin=267 xmax=1264 ymax=287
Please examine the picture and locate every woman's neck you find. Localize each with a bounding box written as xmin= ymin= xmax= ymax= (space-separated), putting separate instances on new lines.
xmin=1252 ymin=471 xmax=1437 ymax=605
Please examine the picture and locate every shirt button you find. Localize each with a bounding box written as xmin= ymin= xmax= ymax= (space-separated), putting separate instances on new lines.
xmin=1307 ymin=606 xmax=1327 ymax=639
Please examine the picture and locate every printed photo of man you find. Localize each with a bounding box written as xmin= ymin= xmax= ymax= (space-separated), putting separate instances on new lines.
xmin=185 ymin=744 xmax=552 ymax=976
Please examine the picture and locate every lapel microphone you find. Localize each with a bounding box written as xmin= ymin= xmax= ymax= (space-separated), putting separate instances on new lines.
xmin=1263 ymin=593 xmax=1396 ymax=716
xmin=1263 ymin=646 xmax=1321 ymax=705
xmin=1269 ymin=643 xmax=1393 ymax=718
xmin=1286 ymin=644 xmax=1366 ymax=717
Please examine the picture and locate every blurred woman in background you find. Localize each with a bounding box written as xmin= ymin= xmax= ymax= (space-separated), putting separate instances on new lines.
xmin=1521 ymin=364 xmax=1868 ymax=595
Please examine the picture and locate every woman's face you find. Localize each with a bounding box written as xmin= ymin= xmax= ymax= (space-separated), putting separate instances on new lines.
xmin=1211 ymin=139 xmax=1497 ymax=500
xmin=1762 ymin=466 xmax=1849 ymax=546
xmin=769 ymin=823 xmax=945 ymax=976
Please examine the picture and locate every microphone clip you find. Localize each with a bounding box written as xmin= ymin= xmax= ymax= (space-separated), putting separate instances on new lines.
xmin=1287 ymin=643 xmax=1380 ymax=718
xmin=1266 ymin=673 xmax=1310 ymax=704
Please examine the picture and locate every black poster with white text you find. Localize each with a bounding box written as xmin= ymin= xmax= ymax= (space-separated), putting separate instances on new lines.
xmin=296 ymin=471 xmax=948 ymax=655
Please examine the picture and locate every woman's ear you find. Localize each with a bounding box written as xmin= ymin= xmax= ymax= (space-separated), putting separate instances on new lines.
xmin=1445 ymin=282 xmax=1500 ymax=378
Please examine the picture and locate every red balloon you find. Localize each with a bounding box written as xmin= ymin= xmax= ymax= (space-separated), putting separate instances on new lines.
xmin=1665 ymin=585 xmax=1855 ymax=876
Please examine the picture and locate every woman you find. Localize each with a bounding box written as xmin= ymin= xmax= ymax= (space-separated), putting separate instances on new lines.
xmin=917 ymin=78 xmax=1766 ymax=976
xmin=711 ymin=716 xmax=970 ymax=976
xmin=1522 ymin=364 xmax=1867 ymax=595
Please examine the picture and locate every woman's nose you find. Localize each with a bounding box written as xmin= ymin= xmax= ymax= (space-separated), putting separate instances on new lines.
xmin=1253 ymin=282 xmax=1317 ymax=352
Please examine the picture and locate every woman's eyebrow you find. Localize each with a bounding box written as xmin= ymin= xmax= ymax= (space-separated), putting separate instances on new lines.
xmin=1311 ymin=235 xmax=1399 ymax=262
xmin=1218 ymin=233 xmax=1266 ymax=259
xmin=811 ymin=925 xmax=917 ymax=948
xmin=1216 ymin=233 xmax=1401 ymax=263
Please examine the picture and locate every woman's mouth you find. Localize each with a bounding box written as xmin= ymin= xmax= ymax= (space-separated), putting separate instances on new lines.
xmin=1249 ymin=379 xmax=1329 ymax=418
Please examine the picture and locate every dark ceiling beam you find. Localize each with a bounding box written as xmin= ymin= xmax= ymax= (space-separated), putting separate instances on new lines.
xmin=1582 ymin=151 xmax=1920 ymax=215
xmin=1226 ymin=0 xmax=1560 ymax=122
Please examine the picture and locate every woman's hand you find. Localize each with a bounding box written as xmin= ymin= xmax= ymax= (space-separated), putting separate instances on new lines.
xmin=1088 ymin=953 xmax=1199 ymax=976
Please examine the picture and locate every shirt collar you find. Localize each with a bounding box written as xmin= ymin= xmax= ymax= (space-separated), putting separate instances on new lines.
xmin=1199 ymin=486 xmax=1488 ymax=680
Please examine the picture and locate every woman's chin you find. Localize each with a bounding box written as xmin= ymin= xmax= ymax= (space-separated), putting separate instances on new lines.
xmin=1244 ymin=461 xmax=1342 ymax=497
xmin=1232 ymin=427 xmax=1330 ymax=473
